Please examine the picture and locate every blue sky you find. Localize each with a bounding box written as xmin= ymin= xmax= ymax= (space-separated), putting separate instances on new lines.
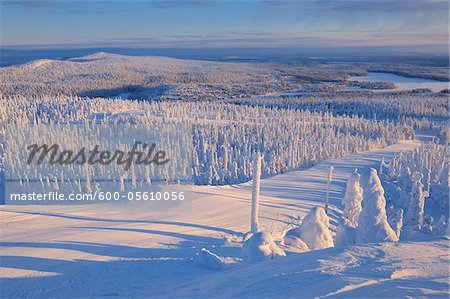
xmin=1 ymin=0 xmax=448 ymax=52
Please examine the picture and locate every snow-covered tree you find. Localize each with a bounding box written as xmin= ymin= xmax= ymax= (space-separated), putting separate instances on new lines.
xmin=145 ymin=165 xmax=152 ymax=186
xmin=130 ymin=162 xmax=137 ymax=190
xmin=379 ymin=157 xmax=385 ymax=175
xmin=85 ymin=167 xmax=92 ymax=193
xmin=356 ymin=168 xmax=398 ymax=244
xmin=435 ymin=216 xmax=448 ymax=236
xmin=342 ymin=171 xmax=363 ymax=227
xmin=335 ymin=217 xmax=357 ymax=246
xmin=405 ymin=172 xmax=428 ymax=230
xmin=387 ymin=206 xmax=403 ymax=238
xmin=336 ymin=171 xmax=363 ymax=246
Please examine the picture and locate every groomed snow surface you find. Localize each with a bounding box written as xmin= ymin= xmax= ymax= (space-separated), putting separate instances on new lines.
xmin=1 ymin=138 xmax=449 ymax=298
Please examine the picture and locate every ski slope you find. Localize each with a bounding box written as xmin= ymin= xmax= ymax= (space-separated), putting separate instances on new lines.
xmin=1 ymin=137 xmax=448 ymax=298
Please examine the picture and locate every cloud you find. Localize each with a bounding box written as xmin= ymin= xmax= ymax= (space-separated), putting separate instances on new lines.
xmin=260 ymin=0 xmax=448 ymax=13
xmin=2 ymin=0 xmax=129 ymax=14
xmin=92 ymin=30 xmax=448 ymax=49
xmin=1 ymin=0 xmax=447 ymax=49
xmin=144 ymin=0 xmax=221 ymax=9
xmin=2 ymin=0 xmax=222 ymax=13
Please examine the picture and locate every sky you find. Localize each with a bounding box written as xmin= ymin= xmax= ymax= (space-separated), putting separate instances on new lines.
xmin=0 ymin=0 xmax=448 ymax=54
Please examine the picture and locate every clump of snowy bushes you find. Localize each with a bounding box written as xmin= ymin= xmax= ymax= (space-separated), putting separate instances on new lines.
xmin=382 ymin=143 xmax=449 ymax=235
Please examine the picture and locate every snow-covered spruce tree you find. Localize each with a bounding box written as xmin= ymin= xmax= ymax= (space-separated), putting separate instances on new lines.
xmin=85 ymin=166 xmax=92 ymax=193
xmin=435 ymin=216 xmax=448 ymax=236
xmin=145 ymin=164 xmax=151 ymax=186
xmin=119 ymin=175 xmax=125 ymax=192
xmin=336 ymin=171 xmax=363 ymax=246
xmin=387 ymin=206 xmax=404 ymax=238
xmin=405 ymin=172 xmax=428 ymax=230
xmin=251 ymin=151 xmax=262 ymax=234
xmin=335 ymin=217 xmax=356 ymax=246
xmin=130 ymin=162 xmax=137 ymax=190
xmin=342 ymin=171 xmax=363 ymax=227
xmin=379 ymin=157 xmax=385 ymax=175
xmin=285 ymin=207 xmax=334 ymax=250
xmin=356 ymin=168 xmax=398 ymax=244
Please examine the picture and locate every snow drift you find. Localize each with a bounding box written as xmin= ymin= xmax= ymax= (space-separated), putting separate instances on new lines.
xmin=284 ymin=207 xmax=334 ymax=250
xmin=243 ymin=232 xmax=286 ymax=263
xmin=193 ymin=248 xmax=224 ymax=270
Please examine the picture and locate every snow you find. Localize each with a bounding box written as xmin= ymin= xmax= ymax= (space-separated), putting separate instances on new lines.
xmin=0 ymin=135 xmax=447 ymax=297
xmin=27 ymin=59 xmax=54 ymax=68
xmin=243 ymin=232 xmax=286 ymax=263
xmin=156 ymin=238 xmax=450 ymax=298
xmin=283 ymin=235 xmax=309 ymax=252
xmin=284 ymin=207 xmax=334 ymax=250
xmin=1 ymin=51 xmax=448 ymax=298
xmin=193 ymin=248 xmax=224 ymax=270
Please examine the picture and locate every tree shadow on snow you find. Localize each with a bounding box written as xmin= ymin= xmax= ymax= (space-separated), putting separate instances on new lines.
xmin=1 ymin=209 xmax=239 ymax=236
xmin=0 ymin=235 xmax=241 ymax=298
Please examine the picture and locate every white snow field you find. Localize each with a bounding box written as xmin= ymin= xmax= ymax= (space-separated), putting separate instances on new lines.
xmin=1 ymin=136 xmax=448 ymax=298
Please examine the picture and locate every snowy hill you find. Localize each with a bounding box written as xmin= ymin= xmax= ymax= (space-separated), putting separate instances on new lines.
xmin=1 ymin=137 xmax=448 ymax=298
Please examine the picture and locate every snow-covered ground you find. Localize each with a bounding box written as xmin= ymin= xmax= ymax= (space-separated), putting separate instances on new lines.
xmin=1 ymin=136 xmax=448 ymax=298
xmin=348 ymin=72 xmax=449 ymax=92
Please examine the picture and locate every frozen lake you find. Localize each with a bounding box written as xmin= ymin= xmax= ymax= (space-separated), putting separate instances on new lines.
xmin=348 ymin=72 xmax=449 ymax=92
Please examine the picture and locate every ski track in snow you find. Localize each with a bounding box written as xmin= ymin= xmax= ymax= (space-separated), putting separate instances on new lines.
xmin=1 ymin=135 xmax=449 ymax=298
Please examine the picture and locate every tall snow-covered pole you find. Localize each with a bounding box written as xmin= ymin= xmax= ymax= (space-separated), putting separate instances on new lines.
xmin=325 ymin=166 xmax=334 ymax=214
xmin=251 ymin=151 xmax=262 ymax=233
